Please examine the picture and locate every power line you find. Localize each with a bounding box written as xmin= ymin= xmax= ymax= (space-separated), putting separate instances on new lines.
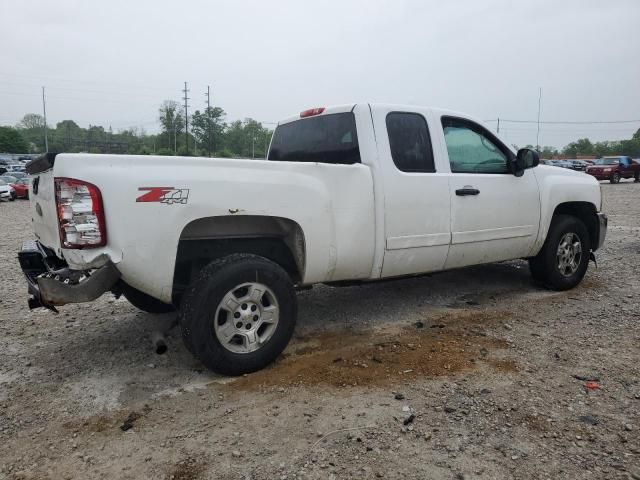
xmin=485 ymin=118 xmax=640 ymax=125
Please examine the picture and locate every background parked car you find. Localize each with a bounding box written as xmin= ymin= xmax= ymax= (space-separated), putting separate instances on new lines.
xmin=549 ymin=160 xmax=573 ymax=169
xmin=0 ymin=179 xmax=14 ymax=201
xmin=7 ymin=171 xmax=27 ymax=181
xmin=0 ymin=175 xmax=19 ymax=199
xmin=568 ymin=160 xmax=589 ymax=171
xmin=10 ymin=178 xmax=29 ymax=199
xmin=586 ymin=156 xmax=640 ymax=183
xmin=0 ymin=175 xmax=19 ymax=184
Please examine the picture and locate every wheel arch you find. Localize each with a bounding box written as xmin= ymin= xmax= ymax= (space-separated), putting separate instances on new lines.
xmin=172 ymin=215 xmax=306 ymax=305
xmin=550 ymin=201 xmax=599 ymax=251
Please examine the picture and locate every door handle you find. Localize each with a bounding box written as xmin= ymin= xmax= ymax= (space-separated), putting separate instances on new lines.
xmin=455 ymin=187 xmax=480 ymax=196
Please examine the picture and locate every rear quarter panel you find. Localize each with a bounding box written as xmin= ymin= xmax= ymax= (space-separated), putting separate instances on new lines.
xmin=52 ymin=154 xmax=375 ymax=302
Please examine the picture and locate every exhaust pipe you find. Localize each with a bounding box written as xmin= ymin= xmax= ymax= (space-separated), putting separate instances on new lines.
xmin=151 ymin=331 xmax=168 ymax=355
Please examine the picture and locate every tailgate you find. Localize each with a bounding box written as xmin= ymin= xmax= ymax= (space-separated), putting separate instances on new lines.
xmin=26 ymin=155 xmax=61 ymax=251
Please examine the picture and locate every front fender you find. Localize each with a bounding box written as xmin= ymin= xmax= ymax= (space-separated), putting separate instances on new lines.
xmin=531 ymin=166 xmax=601 ymax=255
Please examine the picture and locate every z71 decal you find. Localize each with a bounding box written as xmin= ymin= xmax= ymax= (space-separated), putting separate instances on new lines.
xmin=136 ymin=187 xmax=190 ymax=205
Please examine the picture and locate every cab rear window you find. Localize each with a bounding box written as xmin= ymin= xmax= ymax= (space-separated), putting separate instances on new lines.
xmin=268 ymin=112 xmax=360 ymax=164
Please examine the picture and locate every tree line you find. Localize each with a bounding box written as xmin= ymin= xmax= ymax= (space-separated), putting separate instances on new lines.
xmin=1 ymin=102 xmax=640 ymax=159
xmin=525 ymin=130 xmax=640 ymax=159
xmin=0 ymin=101 xmax=273 ymax=158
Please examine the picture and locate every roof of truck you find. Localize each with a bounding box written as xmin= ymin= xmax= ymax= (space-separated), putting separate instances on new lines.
xmin=277 ymin=103 xmax=477 ymax=126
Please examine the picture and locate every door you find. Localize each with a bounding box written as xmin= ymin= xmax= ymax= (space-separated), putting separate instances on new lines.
xmin=371 ymin=107 xmax=451 ymax=277
xmin=438 ymin=116 xmax=541 ymax=269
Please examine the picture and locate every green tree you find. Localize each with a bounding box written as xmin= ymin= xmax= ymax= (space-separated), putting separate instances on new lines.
xmin=562 ymin=138 xmax=594 ymax=158
xmin=0 ymin=126 xmax=29 ymax=153
xmin=223 ymin=118 xmax=272 ymax=158
xmin=50 ymin=120 xmax=84 ymax=152
xmin=15 ymin=113 xmax=46 ymax=152
xmin=191 ymin=106 xmax=226 ymax=156
xmin=158 ymin=100 xmax=184 ymax=153
xmin=538 ymin=146 xmax=558 ymax=158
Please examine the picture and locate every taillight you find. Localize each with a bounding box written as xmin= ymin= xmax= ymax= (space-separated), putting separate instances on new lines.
xmin=300 ymin=107 xmax=325 ymax=118
xmin=54 ymin=177 xmax=106 ymax=248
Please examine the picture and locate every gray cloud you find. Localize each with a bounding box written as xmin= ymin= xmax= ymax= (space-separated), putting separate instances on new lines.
xmin=1 ymin=0 xmax=639 ymax=148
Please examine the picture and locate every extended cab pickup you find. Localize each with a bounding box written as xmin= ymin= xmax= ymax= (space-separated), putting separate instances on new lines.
xmin=20 ymin=104 xmax=607 ymax=375
xmin=585 ymin=156 xmax=640 ymax=183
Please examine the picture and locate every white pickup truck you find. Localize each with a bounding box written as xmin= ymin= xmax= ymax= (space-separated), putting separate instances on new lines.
xmin=20 ymin=103 xmax=607 ymax=375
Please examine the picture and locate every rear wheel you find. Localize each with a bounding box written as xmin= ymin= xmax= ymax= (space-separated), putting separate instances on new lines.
xmin=634 ymin=171 xmax=639 ymax=182
xmin=179 ymin=254 xmax=297 ymax=375
xmin=529 ymin=214 xmax=591 ymax=291
xmin=610 ymin=172 xmax=620 ymax=184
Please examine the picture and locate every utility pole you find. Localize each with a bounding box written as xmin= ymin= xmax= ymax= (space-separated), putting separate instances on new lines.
xmin=496 ymin=117 xmax=500 ymax=134
xmin=182 ymin=82 xmax=190 ymax=155
xmin=536 ymin=87 xmax=542 ymax=150
xmin=205 ymin=85 xmax=212 ymax=156
xmin=42 ymin=86 xmax=49 ymax=152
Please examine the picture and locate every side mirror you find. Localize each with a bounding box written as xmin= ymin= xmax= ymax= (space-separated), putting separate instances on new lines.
xmin=513 ymin=148 xmax=540 ymax=176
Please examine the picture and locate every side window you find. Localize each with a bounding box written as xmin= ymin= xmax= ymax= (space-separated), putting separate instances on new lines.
xmin=442 ymin=117 xmax=510 ymax=174
xmin=386 ymin=112 xmax=435 ymax=173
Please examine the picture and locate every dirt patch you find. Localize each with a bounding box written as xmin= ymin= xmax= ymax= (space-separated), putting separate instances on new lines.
xmin=231 ymin=309 xmax=513 ymax=390
xmin=520 ymin=414 xmax=549 ymax=432
xmin=63 ymin=405 xmax=152 ymax=434
xmin=167 ymin=457 xmax=207 ymax=480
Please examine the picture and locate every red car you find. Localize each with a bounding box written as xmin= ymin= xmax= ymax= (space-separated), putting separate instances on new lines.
xmin=10 ymin=178 xmax=30 ymax=199
xmin=585 ymin=156 xmax=640 ymax=183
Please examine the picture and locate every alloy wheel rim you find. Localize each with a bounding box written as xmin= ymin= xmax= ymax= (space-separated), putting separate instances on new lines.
xmin=556 ymin=232 xmax=582 ymax=277
xmin=213 ymin=282 xmax=279 ymax=354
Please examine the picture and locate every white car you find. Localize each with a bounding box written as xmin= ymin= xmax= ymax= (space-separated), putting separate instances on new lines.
xmin=0 ymin=179 xmax=13 ymax=201
xmin=20 ymin=103 xmax=607 ymax=375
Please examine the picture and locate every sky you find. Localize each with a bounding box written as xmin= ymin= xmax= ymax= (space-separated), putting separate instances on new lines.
xmin=1 ymin=0 xmax=639 ymax=148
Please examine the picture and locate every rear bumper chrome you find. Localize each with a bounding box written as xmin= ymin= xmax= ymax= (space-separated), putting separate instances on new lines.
xmin=18 ymin=240 xmax=121 ymax=310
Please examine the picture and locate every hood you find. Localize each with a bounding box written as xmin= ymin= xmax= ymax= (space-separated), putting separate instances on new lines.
xmin=536 ymin=164 xmax=590 ymax=178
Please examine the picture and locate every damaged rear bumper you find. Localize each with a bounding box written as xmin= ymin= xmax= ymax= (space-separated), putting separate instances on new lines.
xmin=18 ymin=240 xmax=121 ymax=310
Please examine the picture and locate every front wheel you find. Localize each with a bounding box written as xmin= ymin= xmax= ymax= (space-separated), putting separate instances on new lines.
xmin=179 ymin=254 xmax=297 ymax=375
xmin=610 ymin=172 xmax=620 ymax=184
xmin=529 ymin=214 xmax=591 ymax=291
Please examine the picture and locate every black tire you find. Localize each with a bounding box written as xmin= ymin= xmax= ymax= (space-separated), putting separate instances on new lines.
xmin=121 ymin=282 xmax=175 ymax=314
xmin=634 ymin=171 xmax=639 ymax=182
xmin=529 ymin=214 xmax=591 ymax=291
xmin=610 ymin=172 xmax=620 ymax=184
xmin=178 ymin=253 xmax=297 ymax=376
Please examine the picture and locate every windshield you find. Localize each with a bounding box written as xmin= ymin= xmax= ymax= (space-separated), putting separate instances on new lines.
xmin=0 ymin=176 xmax=17 ymax=183
xmin=0 ymin=179 xmax=6 ymax=186
xmin=595 ymin=158 xmax=618 ymax=165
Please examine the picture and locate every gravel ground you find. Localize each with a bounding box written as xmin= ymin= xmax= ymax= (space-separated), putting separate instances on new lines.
xmin=1 ymin=183 xmax=639 ymax=480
